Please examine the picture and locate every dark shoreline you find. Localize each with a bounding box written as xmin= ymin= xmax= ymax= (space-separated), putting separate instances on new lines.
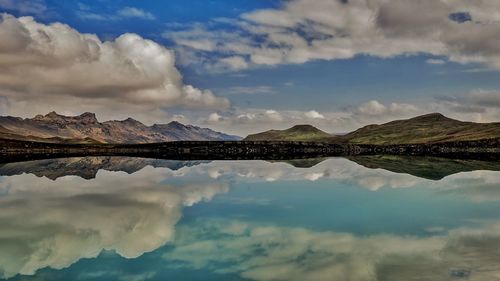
xmin=1 ymin=138 xmax=500 ymax=163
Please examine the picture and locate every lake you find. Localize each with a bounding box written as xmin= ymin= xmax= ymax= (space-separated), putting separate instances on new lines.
xmin=1 ymin=156 xmax=500 ymax=280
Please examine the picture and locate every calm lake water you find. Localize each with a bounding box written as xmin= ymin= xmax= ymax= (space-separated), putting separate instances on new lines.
xmin=1 ymin=156 xmax=500 ymax=280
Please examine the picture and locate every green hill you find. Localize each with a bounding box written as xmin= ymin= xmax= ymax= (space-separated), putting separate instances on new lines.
xmin=341 ymin=113 xmax=500 ymax=144
xmin=244 ymin=113 xmax=500 ymax=144
xmin=244 ymin=125 xmax=333 ymax=142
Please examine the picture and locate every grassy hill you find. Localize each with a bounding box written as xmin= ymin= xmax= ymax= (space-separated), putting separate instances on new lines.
xmin=244 ymin=113 xmax=500 ymax=144
xmin=340 ymin=113 xmax=500 ymax=144
xmin=244 ymin=125 xmax=333 ymax=142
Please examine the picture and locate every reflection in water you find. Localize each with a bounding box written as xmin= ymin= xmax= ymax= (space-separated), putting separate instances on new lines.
xmin=347 ymin=155 xmax=500 ymax=180
xmin=0 ymin=157 xmax=208 ymax=180
xmin=165 ymin=219 xmax=500 ymax=281
xmin=0 ymin=164 xmax=228 ymax=278
xmin=0 ymin=156 xmax=500 ymax=280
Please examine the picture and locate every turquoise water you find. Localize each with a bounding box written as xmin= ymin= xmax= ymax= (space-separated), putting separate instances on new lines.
xmin=1 ymin=157 xmax=500 ymax=280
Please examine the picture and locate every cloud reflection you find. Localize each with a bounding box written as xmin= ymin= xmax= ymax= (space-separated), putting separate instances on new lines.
xmin=1 ymin=157 xmax=500 ymax=278
xmin=164 ymin=219 xmax=500 ymax=281
xmin=0 ymin=167 xmax=228 ymax=278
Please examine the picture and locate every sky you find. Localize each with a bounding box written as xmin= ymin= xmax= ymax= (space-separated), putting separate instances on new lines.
xmin=1 ymin=0 xmax=500 ymax=136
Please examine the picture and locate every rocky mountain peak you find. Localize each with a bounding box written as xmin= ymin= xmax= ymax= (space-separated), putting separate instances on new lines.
xmin=1 ymin=112 xmax=241 ymax=143
xmin=78 ymin=112 xmax=98 ymax=123
xmin=46 ymin=111 xmax=61 ymax=118
xmin=167 ymin=121 xmax=185 ymax=128
xmin=32 ymin=111 xmax=65 ymax=122
xmin=122 ymin=117 xmax=144 ymax=126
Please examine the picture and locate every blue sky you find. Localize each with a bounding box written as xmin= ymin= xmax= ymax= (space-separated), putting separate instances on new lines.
xmin=1 ymin=0 xmax=500 ymax=135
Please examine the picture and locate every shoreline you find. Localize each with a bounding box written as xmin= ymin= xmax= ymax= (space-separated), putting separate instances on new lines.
xmin=1 ymin=138 xmax=499 ymax=163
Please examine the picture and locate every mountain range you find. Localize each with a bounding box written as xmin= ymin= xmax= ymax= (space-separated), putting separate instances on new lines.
xmin=245 ymin=113 xmax=500 ymax=144
xmin=2 ymin=112 xmax=499 ymax=145
xmin=0 ymin=112 xmax=241 ymax=143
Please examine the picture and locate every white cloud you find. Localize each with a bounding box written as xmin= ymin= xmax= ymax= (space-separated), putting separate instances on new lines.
xmin=117 ymin=7 xmax=155 ymax=20
xmin=354 ymin=100 xmax=420 ymax=120
xmin=208 ymin=112 xmax=222 ymax=123
xmin=357 ymin=100 xmax=388 ymax=116
xmin=304 ymin=110 xmax=325 ymax=119
xmin=224 ymin=86 xmax=275 ymax=95
xmin=166 ymin=0 xmax=500 ymax=71
xmin=76 ymin=11 xmax=108 ymax=21
xmin=77 ymin=5 xmax=155 ymax=21
xmin=219 ymin=56 xmax=248 ymax=71
xmin=0 ymin=14 xmax=229 ymax=124
xmin=0 ymin=0 xmax=46 ymax=15
xmin=426 ymin=58 xmax=446 ymax=65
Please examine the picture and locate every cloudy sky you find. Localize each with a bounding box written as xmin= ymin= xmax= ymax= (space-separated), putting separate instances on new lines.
xmin=1 ymin=0 xmax=500 ymax=136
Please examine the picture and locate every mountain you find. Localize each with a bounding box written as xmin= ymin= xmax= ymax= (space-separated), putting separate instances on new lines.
xmin=0 ymin=112 xmax=241 ymax=144
xmin=341 ymin=113 xmax=500 ymax=144
xmin=0 ymin=124 xmax=100 ymax=144
xmin=244 ymin=124 xmax=333 ymax=141
xmin=245 ymin=113 xmax=500 ymax=144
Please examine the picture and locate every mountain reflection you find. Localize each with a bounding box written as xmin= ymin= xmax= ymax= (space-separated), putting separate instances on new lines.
xmin=1 ymin=155 xmax=499 ymax=181
xmin=1 ymin=157 xmax=500 ymax=280
xmin=0 ymin=157 xmax=209 ymax=180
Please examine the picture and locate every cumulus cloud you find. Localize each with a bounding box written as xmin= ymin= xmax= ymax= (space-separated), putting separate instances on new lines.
xmin=166 ymin=0 xmax=500 ymax=71
xmin=207 ymin=112 xmax=222 ymax=122
xmin=352 ymin=100 xmax=421 ymax=122
xmin=0 ymin=14 xmax=229 ymax=123
xmin=304 ymin=110 xmax=325 ymax=119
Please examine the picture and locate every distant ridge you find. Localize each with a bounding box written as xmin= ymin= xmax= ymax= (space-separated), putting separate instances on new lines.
xmin=244 ymin=124 xmax=333 ymax=142
xmin=341 ymin=113 xmax=500 ymax=144
xmin=0 ymin=112 xmax=241 ymax=144
xmin=245 ymin=113 xmax=500 ymax=144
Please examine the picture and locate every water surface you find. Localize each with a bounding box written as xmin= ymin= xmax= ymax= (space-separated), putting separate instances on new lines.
xmin=1 ymin=156 xmax=500 ymax=280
